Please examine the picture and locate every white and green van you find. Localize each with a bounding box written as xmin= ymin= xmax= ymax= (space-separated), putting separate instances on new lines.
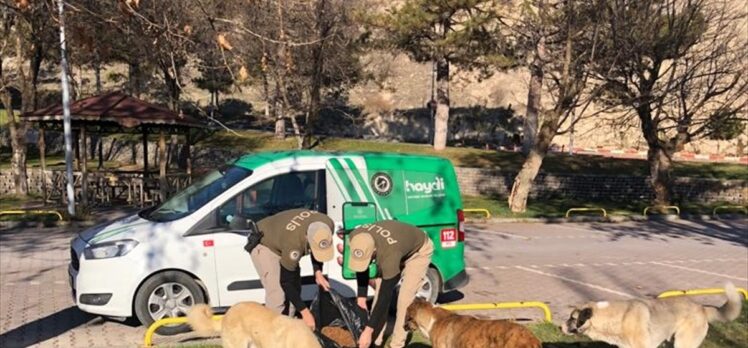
xmin=69 ymin=151 xmax=468 ymax=333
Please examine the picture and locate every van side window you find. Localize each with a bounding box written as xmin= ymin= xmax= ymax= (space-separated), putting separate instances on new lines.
xmin=217 ymin=170 xmax=324 ymax=226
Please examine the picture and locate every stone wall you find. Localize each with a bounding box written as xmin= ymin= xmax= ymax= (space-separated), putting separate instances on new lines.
xmin=454 ymin=167 xmax=748 ymax=204
xmin=3 ymin=166 xmax=746 ymax=205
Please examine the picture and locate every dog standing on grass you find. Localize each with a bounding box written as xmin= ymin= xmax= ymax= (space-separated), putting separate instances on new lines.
xmin=404 ymin=298 xmax=542 ymax=348
xmin=562 ymin=282 xmax=743 ymax=348
xmin=188 ymin=302 xmax=322 ymax=348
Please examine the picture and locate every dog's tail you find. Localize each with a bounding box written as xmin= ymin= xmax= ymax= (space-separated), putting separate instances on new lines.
xmin=187 ymin=304 xmax=222 ymax=336
xmin=705 ymin=282 xmax=743 ymax=323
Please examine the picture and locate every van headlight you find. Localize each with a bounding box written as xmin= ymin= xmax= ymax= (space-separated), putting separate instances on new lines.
xmin=84 ymin=240 xmax=139 ymax=259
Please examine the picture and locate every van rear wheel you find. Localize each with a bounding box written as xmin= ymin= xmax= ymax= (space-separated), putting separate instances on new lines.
xmin=134 ymin=271 xmax=205 ymax=336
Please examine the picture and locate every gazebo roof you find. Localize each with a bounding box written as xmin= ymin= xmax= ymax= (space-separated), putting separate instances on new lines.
xmin=22 ymin=91 xmax=205 ymax=129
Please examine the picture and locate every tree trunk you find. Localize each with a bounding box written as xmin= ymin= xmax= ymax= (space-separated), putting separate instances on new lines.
xmin=128 ymin=61 xmax=141 ymax=97
xmin=523 ymin=40 xmax=545 ymax=155
xmin=508 ymin=111 xmax=560 ymax=213
xmin=637 ymin=104 xmax=673 ymax=206
xmin=508 ymin=150 xmax=544 ymax=213
xmin=648 ymin=144 xmax=672 ymax=206
xmin=274 ymin=96 xmax=286 ymax=139
xmin=433 ymin=56 xmax=450 ymax=151
xmin=94 ymin=62 xmax=102 ymax=93
xmin=38 ymin=127 xmax=47 ymax=200
xmin=80 ymin=127 xmax=89 ymax=208
xmin=523 ymin=66 xmax=542 ymax=154
xmin=1 ymin=91 xmax=28 ymax=196
xmin=30 ymin=44 xmax=43 ymax=109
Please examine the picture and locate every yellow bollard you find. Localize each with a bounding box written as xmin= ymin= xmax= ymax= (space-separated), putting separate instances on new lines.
xmin=643 ymin=205 xmax=680 ymax=216
xmin=0 ymin=209 xmax=64 ymax=221
xmin=565 ymin=207 xmax=607 ymax=218
xmin=463 ymin=208 xmax=491 ymax=219
xmin=143 ymin=315 xmax=223 ymax=347
xmin=712 ymin=205 xmax=748 ymax=217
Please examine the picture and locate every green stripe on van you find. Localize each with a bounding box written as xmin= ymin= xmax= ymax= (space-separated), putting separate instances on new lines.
xmin=328 ymin=158 xmax=362 ymax=202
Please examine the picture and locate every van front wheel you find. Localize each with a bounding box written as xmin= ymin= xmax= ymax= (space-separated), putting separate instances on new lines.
xmin=134 ymin=271 xmax=205 ymax=336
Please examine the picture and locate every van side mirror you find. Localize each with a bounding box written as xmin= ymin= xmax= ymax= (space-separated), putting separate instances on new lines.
xmin=229 ymin=216 xmax=258 ymax=237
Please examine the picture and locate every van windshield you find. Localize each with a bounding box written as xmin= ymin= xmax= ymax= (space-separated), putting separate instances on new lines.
xmin=141 ymin=165 xmax=252 ymax=222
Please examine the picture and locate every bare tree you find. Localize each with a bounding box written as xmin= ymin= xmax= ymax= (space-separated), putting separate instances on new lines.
xmin=205 ymin=0 xmax=362 ymax=148
xmin=507 ymin=0 xmax=606 ymax=212
xmin=594 ymin=0 xmax=748 ymax=205
xmin=376 ymin=0 xmax=512 ymax=150
xmin=1 ymin=0 xmax=57 ymax=196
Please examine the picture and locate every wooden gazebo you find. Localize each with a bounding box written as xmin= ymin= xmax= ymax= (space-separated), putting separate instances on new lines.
xmin=22 ymin=91 xmax=208 ymax=206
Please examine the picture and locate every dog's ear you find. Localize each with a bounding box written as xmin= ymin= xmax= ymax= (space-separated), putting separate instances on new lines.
xmin=577 ymin=307 xmax=593 ymax=327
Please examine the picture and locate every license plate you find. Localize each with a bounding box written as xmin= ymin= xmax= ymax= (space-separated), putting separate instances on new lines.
xmin=440 ymin=228 xmax=457 ymax=248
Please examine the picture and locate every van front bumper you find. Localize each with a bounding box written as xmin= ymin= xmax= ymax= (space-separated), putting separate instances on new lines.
xmin=69 ymin=253 xmax=138 ymax=318
xmin=443 ymin=269 xmax=469 ymax=292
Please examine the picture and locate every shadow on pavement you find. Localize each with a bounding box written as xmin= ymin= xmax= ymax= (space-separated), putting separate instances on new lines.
xmin=588 ymin=219 xmax=747 ymax=247
xmin=437 ymin=290 xmax=465 ymax=304
xmin=0 ymin=306 xmax=94 ymax=348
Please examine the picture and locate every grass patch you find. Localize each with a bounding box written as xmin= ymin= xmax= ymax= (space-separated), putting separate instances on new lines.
xmin=0 ymin=108 xmax=19 ymax=126
xmin=0 ymin=152 xmax=121 ymax=170
xmin=199 ymin=130 xmax=748 ymax=179
xmin=461 ymin=195 xmax=747 ymax=219
xmin=171 ymin=305 xmax=748 ymax=348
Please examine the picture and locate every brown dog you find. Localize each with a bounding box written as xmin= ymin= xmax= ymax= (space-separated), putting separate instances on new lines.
xmin=188 ymin=301 xmax=321 ymax=348
xmin=405 ymin=298 xmax=542 ymax=348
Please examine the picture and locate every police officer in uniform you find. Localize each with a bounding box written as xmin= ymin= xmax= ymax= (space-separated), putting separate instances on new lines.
xmin=250 ymin=208 xmax=335 ymax=329
xmin=347 ymin=220 xmax=434 ymax=348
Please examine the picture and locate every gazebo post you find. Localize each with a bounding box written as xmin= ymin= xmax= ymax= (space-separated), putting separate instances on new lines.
xmin=38 ymin=125 xmax=48 ymax=201
xmin=80 ymin=126 xmax=89 ymax=207
xmin=142 ymin=128 xmax=149 ymax=176
xmin=98 ymin=131 xmax=104 ymax=169
xmin=158 ymin=129 xmax=167 ymax=201
xmin=185 ymin=131 xmax=192 ymax=183
xmin=74 ymin=129 xmax=80 ymax=170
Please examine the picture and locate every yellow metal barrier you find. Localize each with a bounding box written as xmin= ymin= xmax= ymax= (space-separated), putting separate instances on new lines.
xmin=657 ymin=287 xmax=748 ymax=300
xmin=565 ymin=207 xmax=607 ymax=218
xmin=643 ymin=205 xmax=680 ymax=216
xmin=712 ymin=205 xmax=748 ymax=217
xmin=143 ymin=315 xmax=223 ymax=347
xmin=464 ymin=208 xmax=491 ymax=219
xmin=441 ymin=301 xmax=552 ymax=322
xmin=0 ymin=209 xmax=64 ymax=221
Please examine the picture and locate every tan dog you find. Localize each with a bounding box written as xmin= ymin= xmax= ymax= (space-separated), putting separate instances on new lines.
xmin=187 ymin=302 xmax=321 ymax=348
xmin=405 ymin=298 xmax=542 ymax=348
xmin=562 ymin=282 xmax=743 ymax=348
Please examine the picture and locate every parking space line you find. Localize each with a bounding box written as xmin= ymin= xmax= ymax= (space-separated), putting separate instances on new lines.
xmin=515 ymin=266 xmax=635 ymax=298
xmin=465 ymin=227 xmax=530 ymax=240
xmin=650 ymin=262 xmax=748 ymax=281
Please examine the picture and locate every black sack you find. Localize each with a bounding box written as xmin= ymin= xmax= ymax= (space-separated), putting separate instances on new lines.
xmin=311 ymin=288 xmax=369 ymax=348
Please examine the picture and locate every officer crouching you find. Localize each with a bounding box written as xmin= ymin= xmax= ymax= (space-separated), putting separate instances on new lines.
xmin=244 ymin=208 xmax=335 ymax=330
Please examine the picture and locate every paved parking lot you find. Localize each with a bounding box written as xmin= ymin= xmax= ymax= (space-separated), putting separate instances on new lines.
xmin=1 ymin=216 xmax=746 ymax=347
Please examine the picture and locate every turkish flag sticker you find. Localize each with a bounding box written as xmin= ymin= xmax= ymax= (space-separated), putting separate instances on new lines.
xmin=440 ymin=228 xmax=457 ymax=248
xmin=203 ymin=240 xmax=214 ymax=247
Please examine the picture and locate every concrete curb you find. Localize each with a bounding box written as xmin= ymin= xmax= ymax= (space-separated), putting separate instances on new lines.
xmin=469 ymin=214 xmax=748 ymax=224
